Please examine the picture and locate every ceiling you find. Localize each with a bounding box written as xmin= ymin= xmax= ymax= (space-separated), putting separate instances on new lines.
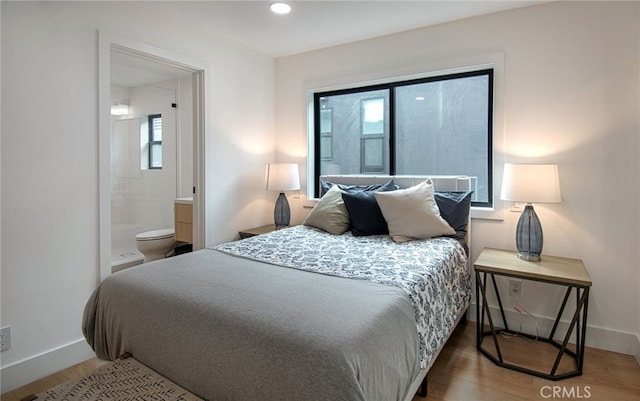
xmin=208 ymin=0 xmax=543 ymax=58
xmin=111 ymin=1 xmax=543 ymax=87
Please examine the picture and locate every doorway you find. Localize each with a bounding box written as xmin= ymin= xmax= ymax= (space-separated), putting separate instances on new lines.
xmin=98 ymin=31 xmax=207 ymax=281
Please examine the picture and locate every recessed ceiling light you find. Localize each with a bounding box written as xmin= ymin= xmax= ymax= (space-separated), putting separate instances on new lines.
xmin=270 ymin=2 xmax=291 ymax=14
xmin=415 ymin=96 xmax=425 ymax=101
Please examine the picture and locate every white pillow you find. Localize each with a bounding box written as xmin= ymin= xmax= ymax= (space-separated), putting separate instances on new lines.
xmin=374 ymin=179 xmax=455 ymax=243
xmin=303 ymin=184 xmax=350 ymax=235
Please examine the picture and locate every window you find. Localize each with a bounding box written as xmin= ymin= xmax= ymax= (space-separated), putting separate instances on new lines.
xmin=148 ymin=114 xmax=162 ymax=169
xmin=360 ymin=98 xmax=385 ymax=173
xmin=320 ymin=107 xmax=333 ymax=161
xmin=313 ymin=68 xmax=493 ymax=207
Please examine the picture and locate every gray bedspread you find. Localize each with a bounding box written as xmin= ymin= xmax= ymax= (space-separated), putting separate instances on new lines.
xmin=214 ymin=226 xmax=471 ymax=370
xmin=83 ymin=249 xmax=422 ymax=401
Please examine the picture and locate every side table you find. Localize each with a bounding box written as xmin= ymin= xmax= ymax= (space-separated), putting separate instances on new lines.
xmin=238 ymin=224 xmax=277 ymax=239
xmin=474 ymin=247 xmax=592 ymax=380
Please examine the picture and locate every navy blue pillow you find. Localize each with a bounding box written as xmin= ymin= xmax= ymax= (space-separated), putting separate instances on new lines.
xmin=342 ymin=191 xmax=389 ymax=236
xmin=340 ymin=180 xmax=397 ymax=236
xmin=434 ymin=191 xmax=473 ymax=240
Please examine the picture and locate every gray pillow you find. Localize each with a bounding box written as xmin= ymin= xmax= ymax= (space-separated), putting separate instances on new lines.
xmin=303 ymin=185 xmax=350 ymax=235
xmin=374 ymin=179 xmax=455 ymax=243
xmin=435 ymin=191 xmax=473 ymax=240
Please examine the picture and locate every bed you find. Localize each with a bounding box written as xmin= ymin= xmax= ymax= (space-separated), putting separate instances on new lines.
xmin=83 ymin=175 xmax=473 ymax=401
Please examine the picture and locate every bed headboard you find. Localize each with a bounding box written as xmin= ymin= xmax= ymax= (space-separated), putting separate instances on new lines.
xmin=320 ymin=175 xmax=471 ymax=192
xmin=319 ymin=175 xmax=472 ymax=257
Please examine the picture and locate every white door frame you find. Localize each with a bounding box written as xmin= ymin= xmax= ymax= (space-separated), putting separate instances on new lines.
xmin=98 ymin=31 xmax=207 ymax=281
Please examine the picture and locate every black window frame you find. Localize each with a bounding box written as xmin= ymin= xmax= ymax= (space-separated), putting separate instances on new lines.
xmin=148 ymin=113 xmax=162 ymax=170
xmin=313 ymin=68 xmax=493 ymax=207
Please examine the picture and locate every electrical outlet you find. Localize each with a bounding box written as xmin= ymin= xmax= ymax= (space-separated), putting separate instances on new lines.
xmin=0 ymin=326 xmax=11 ymax=351
xmin=510 ymin=201 xmax=524 ymax=213
xmin=509 ymin=279 xmax=523 ymax=298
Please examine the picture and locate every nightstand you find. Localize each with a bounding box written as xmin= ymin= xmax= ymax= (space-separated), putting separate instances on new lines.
xmin=474 ymin=247 xmax=592 ymax=380
xmin=238 ymin=224 xmax=276 ymax=239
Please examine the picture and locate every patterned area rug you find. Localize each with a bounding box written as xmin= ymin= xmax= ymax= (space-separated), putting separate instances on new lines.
xmin=21 ymin=355 xmax=203 ymax=401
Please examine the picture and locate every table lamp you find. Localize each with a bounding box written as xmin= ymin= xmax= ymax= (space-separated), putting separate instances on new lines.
xmin=266 ymin=163 xmax=300 ymax=229
xmin=500 ymin=163 xmax=561 ymax=261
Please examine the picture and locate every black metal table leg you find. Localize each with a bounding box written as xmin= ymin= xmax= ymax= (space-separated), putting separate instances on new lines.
xmin=473 ymin=248 xmax=592 ymax=381
xmin=476 ymin=271 xmax=503 ymax=363
xmin=476 ymin=272 xmax=590 ymax=380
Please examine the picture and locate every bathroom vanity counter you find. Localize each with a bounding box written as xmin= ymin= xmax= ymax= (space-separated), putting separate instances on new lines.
xmin=175 ymin=197 xmax=193 ymax=205
xmin=174 ymin=198 xmax=193 ymax=243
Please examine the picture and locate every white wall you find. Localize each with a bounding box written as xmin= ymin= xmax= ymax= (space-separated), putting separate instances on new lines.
xmin=276 ymin=1 xmax=640 ymax=356
xmin=1 ymin=1 xmax=276 ymax=392
xmin=178 ymin=75 xmax=194 ymax=199
xmin=637 ymin=0 xmax=640 ymax=364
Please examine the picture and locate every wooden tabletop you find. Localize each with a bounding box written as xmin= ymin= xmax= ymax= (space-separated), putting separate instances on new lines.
xmin=474 ymin=248 xmax=592 ymax=287
xmin=239 ymin=224 xmax=276 ymax=236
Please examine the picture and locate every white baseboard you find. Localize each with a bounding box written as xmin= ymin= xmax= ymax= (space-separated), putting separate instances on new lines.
xmin=467 ymin=302 xmax=640 ymax=357
xmin=1 ymin=338 xmax=96 ymax=394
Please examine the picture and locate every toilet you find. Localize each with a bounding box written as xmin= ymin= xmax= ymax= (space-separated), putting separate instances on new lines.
xmin=135 ymin=229 xmax=175 ymax=263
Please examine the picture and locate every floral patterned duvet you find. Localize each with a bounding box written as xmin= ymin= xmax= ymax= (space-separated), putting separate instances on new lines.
xmin=214 ymin=225 xmax=471 ymax=368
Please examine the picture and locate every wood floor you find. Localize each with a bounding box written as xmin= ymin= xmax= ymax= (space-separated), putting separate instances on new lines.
xmin=3 ymin=322 xmax=639 ymax=401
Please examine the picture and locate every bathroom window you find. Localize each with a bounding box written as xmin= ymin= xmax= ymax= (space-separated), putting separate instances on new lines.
xmin=148 ymin=114 xmax=162 ymax=169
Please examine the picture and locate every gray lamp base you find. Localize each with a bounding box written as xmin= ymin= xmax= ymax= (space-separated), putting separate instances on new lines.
xmin=274 ymin=192 xmax=290 ymax=229
xmin=517 ymin=252 xmax=541 ymax=262
xmin=515 ymin=204 xmax=543 ymax=262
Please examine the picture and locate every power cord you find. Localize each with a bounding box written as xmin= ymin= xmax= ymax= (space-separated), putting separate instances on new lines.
xmin=500 ymin=283 xmax=540 ymax=340
xmin=513 ymin=304 xmax=540 ymax=340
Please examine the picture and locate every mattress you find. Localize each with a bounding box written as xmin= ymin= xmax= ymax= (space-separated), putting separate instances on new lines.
xmin=83 ymin=226 xmax=470 ymax=401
